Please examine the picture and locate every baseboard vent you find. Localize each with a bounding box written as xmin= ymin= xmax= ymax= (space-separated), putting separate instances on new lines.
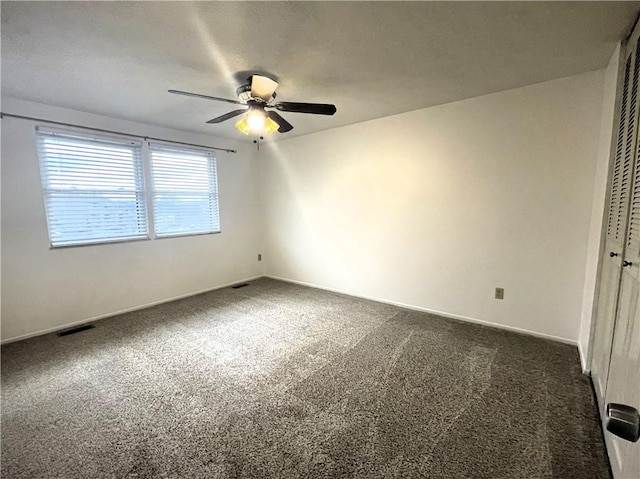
xmin=57 ymin=324 xmax=95 ymax=337
xmin=231 ymin=283 xmax=250 ymax=289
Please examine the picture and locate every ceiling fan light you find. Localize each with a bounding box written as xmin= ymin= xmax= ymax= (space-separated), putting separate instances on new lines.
xmin=235 ymin=111 xmax=279 ymax=136
xmin=246 ymin=109 xmax=266 ymax=131
xmin=234 ymin=117 xmax=252 ymax=135
xmin=264 ymin=116 xmax=280 ymax=135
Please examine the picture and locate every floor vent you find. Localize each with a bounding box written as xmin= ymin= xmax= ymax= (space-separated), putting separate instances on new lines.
xmin=57 ymin=324 xmax=95 ymax=337
xmin=231 ymin=283 xmax=250 ymax=289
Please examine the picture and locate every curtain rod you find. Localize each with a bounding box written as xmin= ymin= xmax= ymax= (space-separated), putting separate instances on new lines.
xmin=0 ymin=112 xmax=237 ymax=154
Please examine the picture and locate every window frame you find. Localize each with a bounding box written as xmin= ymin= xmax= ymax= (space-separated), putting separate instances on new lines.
xmin=36 ymin=126 xmax=150 ymax=248
xmin=148 ymin=141 xmax=221 ymax=239
xmin=36 ymin=126 xmax=222 ymax=248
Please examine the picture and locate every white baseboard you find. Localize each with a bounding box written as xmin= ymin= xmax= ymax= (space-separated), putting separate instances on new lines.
xmin=1 ymin=275 xmax=263 ymax=345
xmin=4 ymin=273 xmax=580 ymax=352
xmin=265 ymin=274 xmax=579 ymax=347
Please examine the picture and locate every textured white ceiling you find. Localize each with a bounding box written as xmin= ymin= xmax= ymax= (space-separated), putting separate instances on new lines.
xmin=2 ymin=1 xmax=639 ymax=141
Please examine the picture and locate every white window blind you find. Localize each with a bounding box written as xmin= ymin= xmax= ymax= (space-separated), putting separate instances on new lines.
xmin=149 ymin=143 xmax=220 ymax=238
xmin=37 ymin=127 xmax=148 ymax=247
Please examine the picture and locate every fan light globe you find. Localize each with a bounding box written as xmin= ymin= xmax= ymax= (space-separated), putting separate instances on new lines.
xmin=234 ymin=117 xmax=251 ymax=135
xmin=264 ymin=117 xmax=280 ymax=135
xmin=247 ymin=110 xmax=266 ymax=131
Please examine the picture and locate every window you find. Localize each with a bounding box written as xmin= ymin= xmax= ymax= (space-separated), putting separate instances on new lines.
xmin=149 ymin=143 xmax=220 ymax=238
xmin=37 ymin=127 xmax=148 ymax=247
xmin=37 ymin=128 xmax=221 ymax=246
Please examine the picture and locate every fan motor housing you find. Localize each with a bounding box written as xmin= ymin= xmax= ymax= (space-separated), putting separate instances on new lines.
xmin=236 ymin=83 xmax=276 ymax=104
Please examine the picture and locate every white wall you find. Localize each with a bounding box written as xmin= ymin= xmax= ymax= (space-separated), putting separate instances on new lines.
xmin=1 ymin=97 xmax=264 ymax=342
xmin=262 ymin=71 xmax=606 ymax=343
xmin=1 ymin=69 xmax=615 ymax=345
xmin=579 ymin=45 xmax=623 ymax=370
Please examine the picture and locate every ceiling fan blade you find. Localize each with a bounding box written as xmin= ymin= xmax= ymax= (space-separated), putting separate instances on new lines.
xmin=169 ymin=89 xmax=243 ymax=105
xmin=274 ymin=102 xmax=337 ymax=115
xmin=267 ymin=111 xmax=293 ymax=133
xmin=206 ymin=109 xmax=247 ymax=124
xmin=250 ymin=75 xmax=279 ymax=102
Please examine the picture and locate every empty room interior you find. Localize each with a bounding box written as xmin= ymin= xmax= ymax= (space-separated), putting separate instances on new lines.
xmin=2 ymin=1 xmax=640 ymax=478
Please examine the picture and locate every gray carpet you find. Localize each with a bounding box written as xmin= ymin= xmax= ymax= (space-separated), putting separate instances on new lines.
xmin=1 ymin=278 xmax=609 ymax=478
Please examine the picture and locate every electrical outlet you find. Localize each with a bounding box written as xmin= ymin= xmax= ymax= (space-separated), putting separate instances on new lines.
xmin=495 ymin=288 xmax=504 ymax=300
xmin=258 ymin=254 xmax=262 ymax=261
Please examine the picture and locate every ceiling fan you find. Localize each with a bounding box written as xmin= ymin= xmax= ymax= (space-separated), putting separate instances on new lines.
xmin=169 ymin=74 xmax=337 ymax=136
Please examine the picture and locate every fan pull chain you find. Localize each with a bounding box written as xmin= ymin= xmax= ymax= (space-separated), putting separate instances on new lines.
xmin=253 ymin=135 xmax=264 ymax=151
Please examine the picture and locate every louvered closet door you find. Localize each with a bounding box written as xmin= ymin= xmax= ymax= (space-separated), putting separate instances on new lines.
xmin=603 ymin=32 xmax=640 ymax=479
xmin=591 ymin=37 xmax=639 ymax=411
xmin=605 ymin=149 xmax=640 ymax=478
